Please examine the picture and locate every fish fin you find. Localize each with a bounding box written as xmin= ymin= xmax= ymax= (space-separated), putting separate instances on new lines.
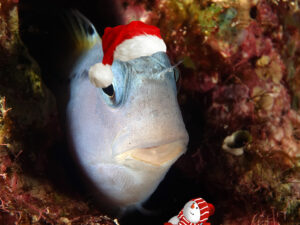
xmin=62 ymin=10 xmax=101 ymax=64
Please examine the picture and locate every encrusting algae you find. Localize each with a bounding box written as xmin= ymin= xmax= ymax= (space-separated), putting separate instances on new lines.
xmin=120 ymin=0 xmax=300 ymax=224
xmin=0 ymin=0 xmax=116 ymax=224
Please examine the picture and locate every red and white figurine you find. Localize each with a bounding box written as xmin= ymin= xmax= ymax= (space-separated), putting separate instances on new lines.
xmin=165 ymin=198 xmax=215 ymax=225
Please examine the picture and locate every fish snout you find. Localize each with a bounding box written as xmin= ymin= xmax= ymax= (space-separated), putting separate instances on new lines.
xmin=112 ymin=118 xmax=189 ymax=167
xmin=115 ymin=139 xmax=188 ymax=167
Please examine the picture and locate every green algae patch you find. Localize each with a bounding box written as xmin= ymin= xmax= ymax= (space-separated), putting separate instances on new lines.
xmin=196 ymin=3 xmax=223 ymax=35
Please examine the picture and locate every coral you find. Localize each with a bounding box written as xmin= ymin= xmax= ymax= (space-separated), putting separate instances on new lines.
xmin=120 ymin=0 xmax=300 ymax=223
xmin=0 ymin=0 xmax=115 ymax=224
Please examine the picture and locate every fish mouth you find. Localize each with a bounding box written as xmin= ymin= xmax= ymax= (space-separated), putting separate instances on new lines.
xmin=114 ymin=140 xmax=187 ymax=167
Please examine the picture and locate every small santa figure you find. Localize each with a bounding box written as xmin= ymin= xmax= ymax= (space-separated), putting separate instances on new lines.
xmin=165 ymin=198 xmax=215 ymax=225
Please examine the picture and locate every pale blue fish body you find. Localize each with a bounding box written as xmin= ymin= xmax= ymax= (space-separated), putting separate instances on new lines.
xmin=64 ymin=12 xmax=189 ymax=208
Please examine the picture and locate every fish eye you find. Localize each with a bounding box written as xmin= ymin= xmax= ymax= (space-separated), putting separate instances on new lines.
xmin=87 ymin=25 xmax=94 ymax=35
xmin=102 ymin=84 xmax=114 ymax=97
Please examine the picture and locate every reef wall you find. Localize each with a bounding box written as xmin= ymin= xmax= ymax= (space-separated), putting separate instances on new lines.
xmin=119 ymin=0 xmax=300 ymax=224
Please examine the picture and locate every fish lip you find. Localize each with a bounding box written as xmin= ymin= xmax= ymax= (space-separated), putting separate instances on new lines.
xmin=114 ymin=137 xmax=188 ymax=167
xmin=125 ymin=136 xmax=188 ymax=152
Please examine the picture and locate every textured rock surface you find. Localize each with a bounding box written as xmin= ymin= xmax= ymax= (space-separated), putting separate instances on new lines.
xmin=0 ymin=0 xmax=116 ymax=224
xmin=120 ymin=0 xmax=300 ymax=224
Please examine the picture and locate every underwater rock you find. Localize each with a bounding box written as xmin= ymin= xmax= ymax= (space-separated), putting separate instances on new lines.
xmin=0 ymin=1 xmax=115 ymax=224
xmin=120 ymin=0 xmax=300 ymax=223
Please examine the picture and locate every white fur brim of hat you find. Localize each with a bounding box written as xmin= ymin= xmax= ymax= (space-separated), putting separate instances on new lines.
xmin=114 ymin=35 xmax=166 ymax=61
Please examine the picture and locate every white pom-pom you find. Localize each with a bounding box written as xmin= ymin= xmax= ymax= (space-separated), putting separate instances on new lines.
xmin=88 ymin=63 xmax=113 ymax=88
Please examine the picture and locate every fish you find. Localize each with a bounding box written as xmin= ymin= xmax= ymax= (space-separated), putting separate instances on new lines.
xmin=58 ymin=11 xmax=189 ymax=210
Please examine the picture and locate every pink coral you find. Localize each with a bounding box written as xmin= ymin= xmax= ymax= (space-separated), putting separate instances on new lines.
xmin=120 ymin=0 xmax=300 ymax=223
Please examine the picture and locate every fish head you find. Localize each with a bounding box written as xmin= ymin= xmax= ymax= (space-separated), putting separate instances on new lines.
xmin=56 ymin=10 xmax=188 ymax=209
xmin=68 ymin=51 xmax=188 ymax=207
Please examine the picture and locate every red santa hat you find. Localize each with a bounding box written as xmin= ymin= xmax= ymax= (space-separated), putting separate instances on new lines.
xmin=89 ymin=21 xmax=167 ymax=88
